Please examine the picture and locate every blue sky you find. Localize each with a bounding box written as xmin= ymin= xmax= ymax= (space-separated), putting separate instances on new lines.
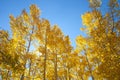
xmin=0 ymin=0 xmax=90 ymax=48
xmin=0 ymin=0 xmax=110 ymax=80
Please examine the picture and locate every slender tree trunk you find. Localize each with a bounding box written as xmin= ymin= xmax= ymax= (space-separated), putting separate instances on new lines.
xmin=84 ymin=50 xmax=94 ymax=80
xmin=43 ymin=29 xmax=47 ymax=80
xmin=80 ymin=76 xmax=84 ymax=80
xmin=28 ymin=59 xmax=32 ymax=79
xmin=32 ymin=65 xmax=36 ymax=80
xmin=86 ymin=56 xmax=94 ymax=80
xmin=6 ymin=70 xmax=9 ymax=80
xmin=21 ymin=73 xmax=24 ymax=80
xmin=65 ymin=67 xmax=67 ymax=80
xmin=43 ymin=45 xmax=47 ymax=80
xmin=55 ymin=52 xmax=58 ymax=80
xmin=20 ymin=26 xmax=34 ymax=80
xmin=65 ymin=67 xmax=68 ymax=80
xmin=68 ymin=67 xmax=71 ymax=80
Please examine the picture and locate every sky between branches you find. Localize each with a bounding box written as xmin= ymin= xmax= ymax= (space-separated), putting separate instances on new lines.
xmin=0 ymin=0 xmax=108 ymax=47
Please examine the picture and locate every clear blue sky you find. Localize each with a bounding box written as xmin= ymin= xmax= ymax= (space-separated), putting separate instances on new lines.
xmin=0 ymin=0 xmax=110 ymax=80
xmin=0 ymin=0 xmax=90 ymax=48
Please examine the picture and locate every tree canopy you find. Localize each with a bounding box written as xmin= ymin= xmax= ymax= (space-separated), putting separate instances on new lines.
xmin=0 ymin=0 xmax=120 ymax=80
